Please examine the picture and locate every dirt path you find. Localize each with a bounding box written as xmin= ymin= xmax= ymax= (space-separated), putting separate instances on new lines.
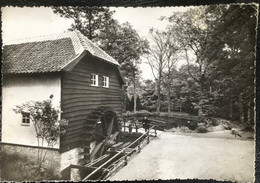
xmin=109 ymin=131 xmax=254 ymax=182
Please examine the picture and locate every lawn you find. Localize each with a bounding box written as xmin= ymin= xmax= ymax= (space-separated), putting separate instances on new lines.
xmin=1 ymin=149 xmax=60 ymax=181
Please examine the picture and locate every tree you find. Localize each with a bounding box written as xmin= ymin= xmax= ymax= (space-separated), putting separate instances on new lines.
xmin=165 ymin=5 xmax=256 ymax=123
xmin=161 ymin=33 xmax=180 ymax=113
xmin=204 ymin=4 xmax=257 ymax=128
xmin=99 ymin=22 xmax=149 ymax=110
xmin=146 ymin=29 xmax=178 ymax=112
xmin=128 ymin=64 xmax=141 ymax=113
xmin=166 ymin=7 xmax=225 ymax=116
xmin=140 ymin=80 xmax=157 ymax=112
xmin=13 ymin=95 xmax=68 ymax=174
xmin=52 ymin=7 xmax=114 ymax=41
xmin=52 ymin=7 xmax=149 ymax=81
xmin=126 ymin=66 xmax=143 ymax=113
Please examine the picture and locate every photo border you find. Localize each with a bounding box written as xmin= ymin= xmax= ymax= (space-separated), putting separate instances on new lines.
xmin=0 ymin=0 xmax=259 ymax=182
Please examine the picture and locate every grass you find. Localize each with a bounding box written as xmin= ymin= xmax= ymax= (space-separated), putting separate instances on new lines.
xmin=1 ymin=149 xmax=60 ymax=181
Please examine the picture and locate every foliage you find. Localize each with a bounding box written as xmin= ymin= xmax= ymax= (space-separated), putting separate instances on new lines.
xmin=1 ymin=149 xmax=60 ymax=181
xmin=126 ymin=95 xmax=143 ymax=112
xmin=139 ymin=80 xmax=157 ymax=112
xmin=165 ymin=7 xmax=219 ymax=116
xmin=196 ymin=126 xmax=208 ymax=133
xmin=146 ymin=29 xmax=179 ymax=112
xmin=52 ymin=7 xmax=149 ymax=81
xmin=53 ymin=6 xmax=256 ymax=129
xmin=186 ymin=121 xmax=198 ymax=131
xmin=52 ymin=7 xmax=114 ymax=41
xmin=123 ymin=110 xmax=152 ymax=117
xmin=160 ymin=5 xmax=256 ymax=127
xmin=13 ymin=95 xmax=68 ymax=174
xmin=204 ymin=5 xmax=256 ymax=126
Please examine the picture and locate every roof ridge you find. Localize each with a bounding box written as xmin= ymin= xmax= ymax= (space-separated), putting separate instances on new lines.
xmin=74 ymin=31 xmax=119 ymax=65
xmin=4 ymin=31 xmax=72 ymax=46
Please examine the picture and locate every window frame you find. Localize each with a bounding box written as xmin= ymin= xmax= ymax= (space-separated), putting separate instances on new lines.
xmin=91 ymin=73 xmax=99 ymax=86
xmin=21 ymin=112 xmax=30 ymax=126
xmin=103 ymin=76 xmax=109 ymax=88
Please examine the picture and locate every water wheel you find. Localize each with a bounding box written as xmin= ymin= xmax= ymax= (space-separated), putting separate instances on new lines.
xmin=80 ymin=106 xmax=120 ymax=164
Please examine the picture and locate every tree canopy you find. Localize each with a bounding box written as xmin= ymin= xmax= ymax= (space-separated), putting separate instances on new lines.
xmin=52 ymin=7 xmax=149 ymax=81
xmin=53 ymin=6 xmax=257 ymax=128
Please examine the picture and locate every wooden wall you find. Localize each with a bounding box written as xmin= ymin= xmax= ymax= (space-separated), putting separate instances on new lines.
xmin=60 ymin=54 xmax=124 ymax=152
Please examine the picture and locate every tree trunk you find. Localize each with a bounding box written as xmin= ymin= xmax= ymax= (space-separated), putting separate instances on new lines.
xmin=198 ymin=84 xmax=203 ymax=116
xmin=133 ymin=83 xmax=137 ymax=113
xmin=167 ymin=83 xmax=171 ymax=114
xmin=247 ymin=97 xmax=251 ymax=126
xmin=239 ymin=93 xmax=244 ymax=123
xmin=229 ymin=94 xmax=233 ymax=120
xmin=156 ymin=76 xmax=161 ymax=112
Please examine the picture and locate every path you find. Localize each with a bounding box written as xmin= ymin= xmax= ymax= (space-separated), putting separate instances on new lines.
xmin=109 ymin=131 xmax=254 ymax=182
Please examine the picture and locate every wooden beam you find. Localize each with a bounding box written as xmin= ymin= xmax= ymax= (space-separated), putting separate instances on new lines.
xmin=82 ymin=125 xmax=156 ymax=180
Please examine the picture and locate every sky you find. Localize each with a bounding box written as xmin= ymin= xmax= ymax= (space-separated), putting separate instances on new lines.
xmin=1 ymin=6 xmax=189 ymax=80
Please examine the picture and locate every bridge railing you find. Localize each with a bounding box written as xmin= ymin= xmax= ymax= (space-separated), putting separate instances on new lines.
xmin=82 ymin=125 xmax=157 ymax=180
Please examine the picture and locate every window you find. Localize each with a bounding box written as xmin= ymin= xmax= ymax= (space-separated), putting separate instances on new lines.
xmin=103 ymin=76 xmax=109 ymax=88
xmin=22 ymin=112 xmax=30 ymax=125
xmin=91 ymin=74 xmax=98 ymax=86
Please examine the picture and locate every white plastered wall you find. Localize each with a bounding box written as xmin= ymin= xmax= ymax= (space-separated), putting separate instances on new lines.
xmin=2 ymin=74 xmax=61 ymax=148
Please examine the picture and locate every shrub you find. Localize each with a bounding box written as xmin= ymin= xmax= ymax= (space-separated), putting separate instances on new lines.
xmin=123 ymin=110 xmax=152 ymax=117
xmin=224 ymin=126 xmax=232 ymax=130
xmin=13 ymin=95 xmax=68 ymax=173
xmin=197 ymin=127 xmax=208 ymax=133
xmin=187 ymin=121 xmax=198 ymax=130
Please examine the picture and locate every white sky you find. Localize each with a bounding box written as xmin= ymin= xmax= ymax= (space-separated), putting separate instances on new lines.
xmin=1 ymin=6 xmax=189 ymax=80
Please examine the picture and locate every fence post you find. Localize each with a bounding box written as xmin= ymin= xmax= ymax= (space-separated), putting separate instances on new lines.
xmin=147 ymin=130 xmax=150 ymax=144
xmin=129 ymin=124 xmax=132 ymax=133
xmin=124 ymin=156 xmax=128 ymax=165
xmin=124 ymin=120 xmax=126 ymax=132
xmin=138 ymin=140 xmax=141 ymax=153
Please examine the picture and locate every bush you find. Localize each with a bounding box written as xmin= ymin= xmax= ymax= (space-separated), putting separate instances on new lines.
xmin=209 ymin=118 xmax=218 ymax=126
xmin=224 ymin=126 xmax=232 ymax=130
xmin=197 ymin=127 xmax=208 ymax=133
xmin=187 ymin=121 xmax=198 ymax=130
xmin=123 ymin=110 xmax=152 ymax=117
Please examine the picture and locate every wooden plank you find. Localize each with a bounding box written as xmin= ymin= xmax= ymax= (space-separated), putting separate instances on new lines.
xmin=60 ymin=137 xmax=82 ymax=148
xmin=62 ymin=114 xmax=88 ymax=122
xmin=62 ymin=78 xmax=121 ymax=88
xmin=61 ymin=85 xmax=122 ymax=92
xmin=60 ymin=56 xmax=124 ymax=152
xmin=63 ymin=96 xmax=122 ymax=104
xmin=62 ymin=93 xmax=122 ymax=101
xmin=63 ymin=72 xmax=119 ymax=82
xmin=110 ymin=142 xmax=124 ymax=152
xmin=63 ymin=101 xmax=122 ymax=110
xmin=62 ymin=105 xmax=122 ymax=114
xmin=86 ymin=154 xmax=112 ymax=167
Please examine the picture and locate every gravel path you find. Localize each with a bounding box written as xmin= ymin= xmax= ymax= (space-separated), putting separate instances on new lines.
xmin=109 ymin=131 xmax=254 ymax=182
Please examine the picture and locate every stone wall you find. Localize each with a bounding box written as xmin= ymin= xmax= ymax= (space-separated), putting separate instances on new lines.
xmin=60 ymin=147 xmax=84 ymax=180
xmin=60 ymin=147 xmax=83 ymax=170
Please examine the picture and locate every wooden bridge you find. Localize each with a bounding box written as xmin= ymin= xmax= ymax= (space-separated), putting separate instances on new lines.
xmin=63 ymin=124 xmax=158 ymax=181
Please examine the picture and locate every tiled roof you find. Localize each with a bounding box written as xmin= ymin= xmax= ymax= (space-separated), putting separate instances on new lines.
xmin=3 ymin=31 xmax=119 ymax=74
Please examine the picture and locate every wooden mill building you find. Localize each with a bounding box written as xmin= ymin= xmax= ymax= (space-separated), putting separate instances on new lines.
xmin=2 ymin=31 xmax=125 ymax=176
